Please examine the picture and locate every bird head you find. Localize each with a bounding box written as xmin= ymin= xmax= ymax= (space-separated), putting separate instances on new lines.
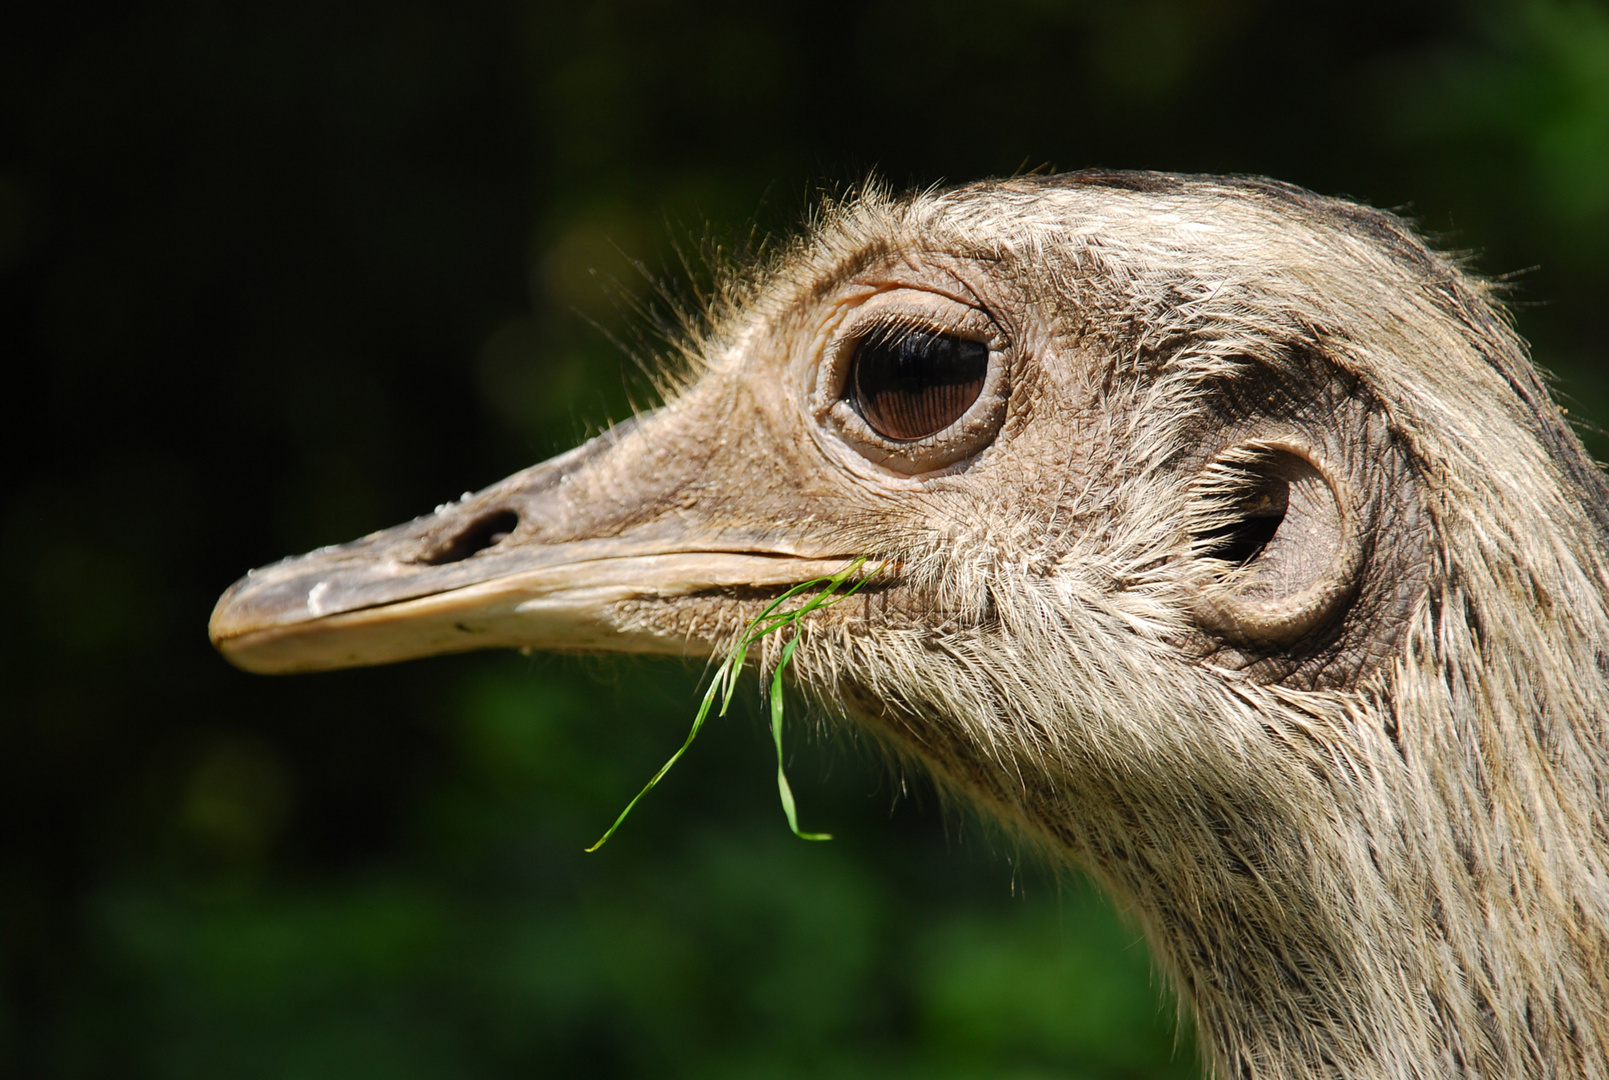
xmin=210 ymin=172 xmax=1455 ymax=799
xmin=209 ymin=172 xmax=1609 ymax=1075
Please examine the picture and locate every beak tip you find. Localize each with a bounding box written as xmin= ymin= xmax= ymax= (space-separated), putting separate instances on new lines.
xmin=207 ymin=579 xmax=244 ymax=649
xmin=207 ymin=573 xmax=304 ymax=674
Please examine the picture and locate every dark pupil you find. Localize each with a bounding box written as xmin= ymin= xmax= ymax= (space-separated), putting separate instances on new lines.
xmin=850 ymin=327 xmax=988 ymax=441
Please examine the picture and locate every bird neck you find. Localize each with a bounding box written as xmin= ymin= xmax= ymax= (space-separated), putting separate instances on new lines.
xmin=1019 ymin=676 xmax=1609 ymax=1080
xmin=818 ymin=526 xmax=1609 ymax=1078
xmin=839 ymin=646 xmax=1609 ymax=1079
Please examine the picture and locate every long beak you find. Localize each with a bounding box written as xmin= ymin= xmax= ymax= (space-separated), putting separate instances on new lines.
xmin=209 ymin=389 xmax=860 ymax=674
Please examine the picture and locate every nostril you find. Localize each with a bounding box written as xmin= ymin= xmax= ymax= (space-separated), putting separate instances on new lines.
xmin=420 ymin=509 xmax=521 ymax=565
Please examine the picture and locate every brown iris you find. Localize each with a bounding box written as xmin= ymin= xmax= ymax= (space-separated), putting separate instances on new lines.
xmin=849 ymin=325 xmax=988 ymax=441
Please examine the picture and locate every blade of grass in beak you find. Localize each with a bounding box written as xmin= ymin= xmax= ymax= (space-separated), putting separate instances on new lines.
xmin=584 ymin=661 xmax=730 ymax=852
xmin=587 ymin=556 xmax=870 ymax=851
xmin=772 ymin=636 xmax=829 ymax=840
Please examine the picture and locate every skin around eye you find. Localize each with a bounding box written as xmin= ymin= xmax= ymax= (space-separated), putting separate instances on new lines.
xmin=850 ymin=326 xmax=988 ymax=441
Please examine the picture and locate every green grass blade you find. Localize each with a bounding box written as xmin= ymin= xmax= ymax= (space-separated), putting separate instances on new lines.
xmin=771 ymin=636 xmax=829 ymax=841
xmin=585 ymin=659 xmax=729 ymax=852
xmin=587 ymin=556 xmax=870 ymax=851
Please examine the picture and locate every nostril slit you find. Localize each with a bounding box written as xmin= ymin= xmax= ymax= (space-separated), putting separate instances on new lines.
xmin=420 ymin=509 xmax=520 ymax=565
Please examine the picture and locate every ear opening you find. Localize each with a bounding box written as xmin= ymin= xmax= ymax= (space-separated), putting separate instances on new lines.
xmin=1188 ymin=439 xmax=1363 ymax=648
xmin=1194 ymin=469 xmax=1289 ymax=567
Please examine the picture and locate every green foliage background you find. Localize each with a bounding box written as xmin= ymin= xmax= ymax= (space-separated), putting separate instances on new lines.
xmin=3 ymin=1 xmax=1608 ymax=1076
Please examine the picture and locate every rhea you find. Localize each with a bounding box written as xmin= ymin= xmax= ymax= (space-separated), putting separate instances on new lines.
xmin=210 ymin=173 xmax=1609 ymax=1079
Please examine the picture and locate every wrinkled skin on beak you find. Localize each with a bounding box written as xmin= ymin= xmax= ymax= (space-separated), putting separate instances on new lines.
xmin=209 ymin=357 xmax=871 ymax=673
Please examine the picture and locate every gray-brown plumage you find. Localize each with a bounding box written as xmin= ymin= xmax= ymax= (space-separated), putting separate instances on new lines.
xmin=209 ymin=172 xmax=1609 ymax=1079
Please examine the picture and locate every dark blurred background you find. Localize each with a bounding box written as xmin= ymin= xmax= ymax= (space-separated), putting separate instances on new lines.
xmin=3 ymin=1 xmax=1607 ymax=1076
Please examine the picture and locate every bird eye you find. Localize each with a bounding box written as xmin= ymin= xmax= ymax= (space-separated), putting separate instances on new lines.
xmin=849 ymin=326 xmax=988 ymax=441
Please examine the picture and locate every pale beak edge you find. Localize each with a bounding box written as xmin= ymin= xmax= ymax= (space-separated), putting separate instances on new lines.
xmin=211 ymin=552 xmax=859 ymax=674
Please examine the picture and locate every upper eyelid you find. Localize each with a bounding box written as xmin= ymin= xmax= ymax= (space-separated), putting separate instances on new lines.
xmin=846 ymin=312 xmax=972 ymax=345
xmin=837 ymin=309 xmax=1003 ymax=351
